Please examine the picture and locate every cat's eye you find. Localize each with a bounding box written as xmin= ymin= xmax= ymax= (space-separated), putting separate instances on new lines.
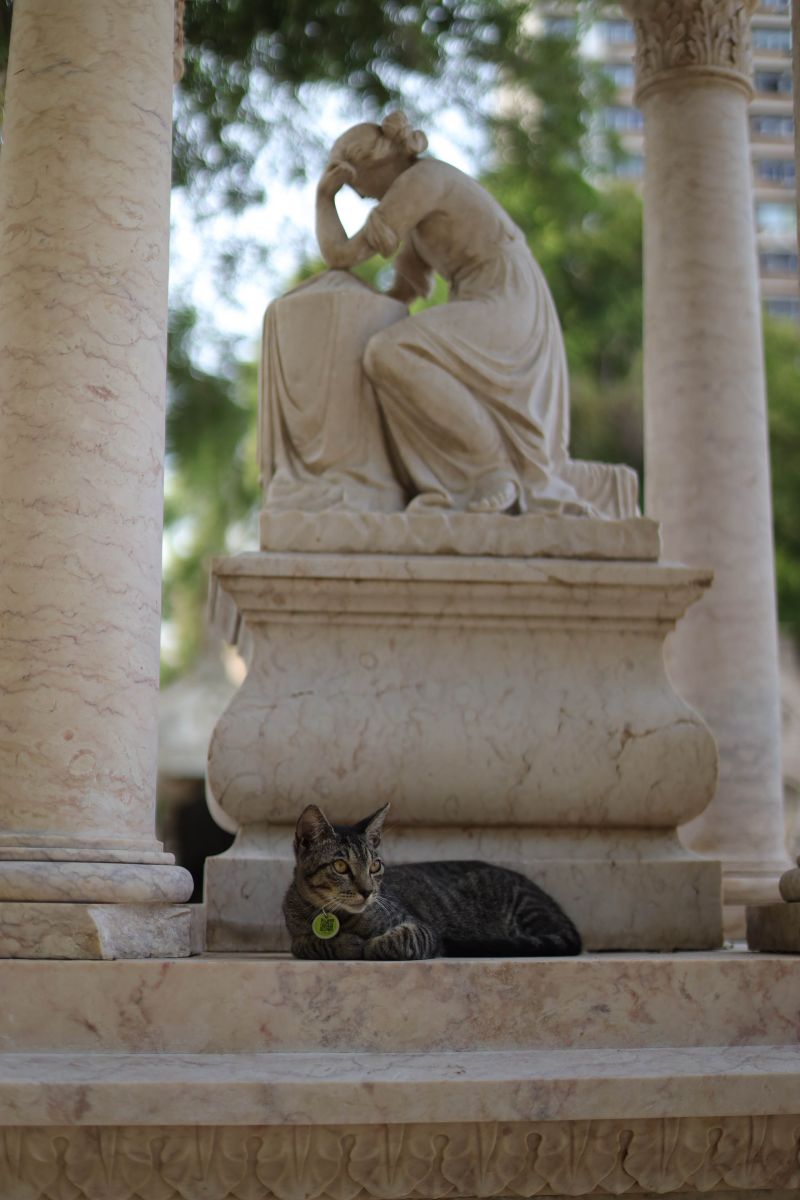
xmin=332 ymin=859 xmax=349 ymax=874
xmin=369 ymin=859 xmax=383 ymax=874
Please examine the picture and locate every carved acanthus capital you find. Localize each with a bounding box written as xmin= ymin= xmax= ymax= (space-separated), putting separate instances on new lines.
xmin=620 ymin=0 xmax=758 ymax=102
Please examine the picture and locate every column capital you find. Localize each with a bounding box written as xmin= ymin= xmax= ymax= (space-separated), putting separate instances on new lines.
xmin=620 ymin=0 xmax=757 ymax=103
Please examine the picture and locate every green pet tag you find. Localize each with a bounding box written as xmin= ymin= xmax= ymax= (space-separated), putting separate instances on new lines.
xmin=312 ymin=911 xmax=340 ymax=940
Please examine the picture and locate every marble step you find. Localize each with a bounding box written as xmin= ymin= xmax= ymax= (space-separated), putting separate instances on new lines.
xmin=1 ymin=952 xmax=799 ymax=1055
xmin=1 ymin=1045 xmax=798 ymax=1127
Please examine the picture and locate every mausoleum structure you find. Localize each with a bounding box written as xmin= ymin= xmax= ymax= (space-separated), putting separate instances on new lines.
xmin=1 ymin=0 xmax=799 ymax=1198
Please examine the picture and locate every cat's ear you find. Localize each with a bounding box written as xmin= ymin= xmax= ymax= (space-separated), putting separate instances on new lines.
xmin=295 ymin=805 xmax=333 ymax=850
xmin=356 ymin=803 xmax=390 ymax=847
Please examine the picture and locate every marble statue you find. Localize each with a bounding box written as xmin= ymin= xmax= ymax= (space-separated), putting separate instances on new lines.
xmin=261 ymin=113 xmax=637 ymax=520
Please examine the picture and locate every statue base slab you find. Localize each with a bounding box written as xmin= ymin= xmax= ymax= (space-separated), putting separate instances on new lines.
xmin=205 ymin=549 xmax=721 ymax=953
xmin=260 ymin=508 xmax=660 ymax=559
xmin=746 ymin=902 xmax=800 ymax=953
xmin=0 ymin=901 xmax=202 ymax=960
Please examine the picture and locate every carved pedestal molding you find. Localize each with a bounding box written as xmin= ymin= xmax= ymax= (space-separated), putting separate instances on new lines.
xmin=2 ymin=1117 xmax=800 ymax=1200
xmin=0 ymin=0 xmax=193 ymax=956
xmin=622 ymin=0 xmax=789 ymax=929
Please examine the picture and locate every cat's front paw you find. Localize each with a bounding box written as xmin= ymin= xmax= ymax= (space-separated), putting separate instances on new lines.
xmin=291 ymin=933 xmax=366 ymax=960
xmin=364 ymin=921 xmax=437 ymax=960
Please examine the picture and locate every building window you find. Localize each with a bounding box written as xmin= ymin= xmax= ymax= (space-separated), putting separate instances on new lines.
xmin=544 ymin=16 xmax=577 ymax=36
xmin=765 ymin=297 xmax=800 ymax=321
xmin=756 ymin=201 xmax=798 ymax=237
xmin=604 ymin=63 xmax=636 ymax=88
xmin=756 ymin=158 xmax=797 ymax=184
xmin=751 ymin=27 xmax=792 ymax=52
xmin=600 ymin=19 xmax=634 ymax=44
xmin=751 ymin=114 xmax=795 ymax=137
xmin=754 ymin=70 xmax=793 ymax=95
xmin=761 ymin=251 xmax=799 ymax=274
xmin=602 ymin=106 xmax=644 ymax=132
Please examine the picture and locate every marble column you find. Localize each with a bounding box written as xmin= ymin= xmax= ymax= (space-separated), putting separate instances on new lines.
xmin=623 ymin=0 xmax=789 ymax=921
xmin=0 ymin=0 xmax=194 ymax=956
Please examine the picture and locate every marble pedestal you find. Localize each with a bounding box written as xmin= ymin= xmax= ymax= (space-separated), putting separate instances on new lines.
xmin=205 ymin=533 xmax=722 ymax=952
xmin=746 ymin=858 xmax=800 ymax=953
xmin=1 ymin=952 xmax=800 ymax=1199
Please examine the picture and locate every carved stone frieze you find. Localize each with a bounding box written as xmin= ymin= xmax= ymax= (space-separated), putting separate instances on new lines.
xmin=621 ymin=0 xmax=757 ymax=100
xmin=2 ymin=1116 xmax=800 ymax=1199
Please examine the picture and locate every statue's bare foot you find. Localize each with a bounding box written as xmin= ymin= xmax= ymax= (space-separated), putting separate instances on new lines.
xmin=467 ymin=478 xmax=518 ymax=514
xmin=407 ymin=491 xmax=453 ymax=512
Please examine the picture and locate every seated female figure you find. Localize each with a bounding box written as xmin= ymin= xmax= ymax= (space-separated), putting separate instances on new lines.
xmin=316 ymin=113 xmax=593 ymax=515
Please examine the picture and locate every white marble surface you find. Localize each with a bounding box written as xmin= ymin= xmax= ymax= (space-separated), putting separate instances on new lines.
xmin=0 ymin=0 xmax=193 ymax=954
xmin=628 ymin=0 xmax=789 ymax=916
xmin=2 ymin=953 xmax=799 ymax=1055
xmin=260 ymin=510 xmax=658 ymax=558
xmin=0 ymin=902 xmax=198 ymax=960
xmin=0 ymin=0 xmax=173 ymax=859
xmin=0 ymin=862 xmax=193 ymax=904
xmin=1 ymin=950 xmax=800 ymax=1195
xmin=2 ymin=952 xmax=800 ymax=1196
xmin=267 ymin=116 xmax=638 ymax=520
xmin=3 ymin=1116 xmax=800 ymax=1200
xmin=0 ymin=0 xmax=190 ymax=959
xmin=206 ymin=551 xmax=720 ymax=951
xmin=1 ymin=1045 xmax=799 ymax=1127
xmin=208 ymin=552 xmax=716 ymax=832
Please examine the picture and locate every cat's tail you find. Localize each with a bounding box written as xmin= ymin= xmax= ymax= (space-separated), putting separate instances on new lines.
xmin=442 ymin=928 xmax=582 ymax=957
xmin=512 ymin=886 xmax=583 ymax=956
xmin=524 ymin=926 xmax=582 ymax=956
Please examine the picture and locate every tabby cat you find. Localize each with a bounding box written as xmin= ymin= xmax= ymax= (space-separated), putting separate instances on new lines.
xmin=282 ymin=803 xmax=581 ymax=959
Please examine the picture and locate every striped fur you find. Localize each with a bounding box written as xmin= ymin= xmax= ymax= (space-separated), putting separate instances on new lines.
xmin=283 ymin=805 xmax=581 ymax=960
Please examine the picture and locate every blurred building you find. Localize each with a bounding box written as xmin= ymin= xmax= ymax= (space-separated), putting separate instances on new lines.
xmin=545 ymin=2 xmax=799 ymax=322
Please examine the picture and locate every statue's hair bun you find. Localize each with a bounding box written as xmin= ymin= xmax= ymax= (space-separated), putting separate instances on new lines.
xmin=381 ymin=111 xmax=428 ymax=156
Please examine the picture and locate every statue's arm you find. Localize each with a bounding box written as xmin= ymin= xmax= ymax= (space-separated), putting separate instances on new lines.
xmin=316 ymin=163 xmax=375 ymax=270
xmin=317 ymin=159 xmax=442 ymax=274
xmin=387 ymin=240 xmax=433 ymax=304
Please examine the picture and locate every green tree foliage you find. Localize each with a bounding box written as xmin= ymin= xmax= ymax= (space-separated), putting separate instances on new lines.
xmin=765 ymin=316 xmax=800 ymax=644
xmin=163 ymin=306 xmax=259 ymax=679
xmin=484 ymin=32 xmax=645 ymax=476
xmin=175 ymin=0 xmax=551 ymax=215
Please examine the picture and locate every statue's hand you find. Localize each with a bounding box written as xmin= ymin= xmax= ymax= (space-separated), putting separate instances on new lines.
xmin=318 ymin=161 xmax=356 ymax=200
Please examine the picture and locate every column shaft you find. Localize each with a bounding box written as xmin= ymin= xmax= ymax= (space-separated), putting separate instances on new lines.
xmin=0 ymin=0 xmax=192 ymax=953
xmin=625 ymin=0 xmax=789 ymax=914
